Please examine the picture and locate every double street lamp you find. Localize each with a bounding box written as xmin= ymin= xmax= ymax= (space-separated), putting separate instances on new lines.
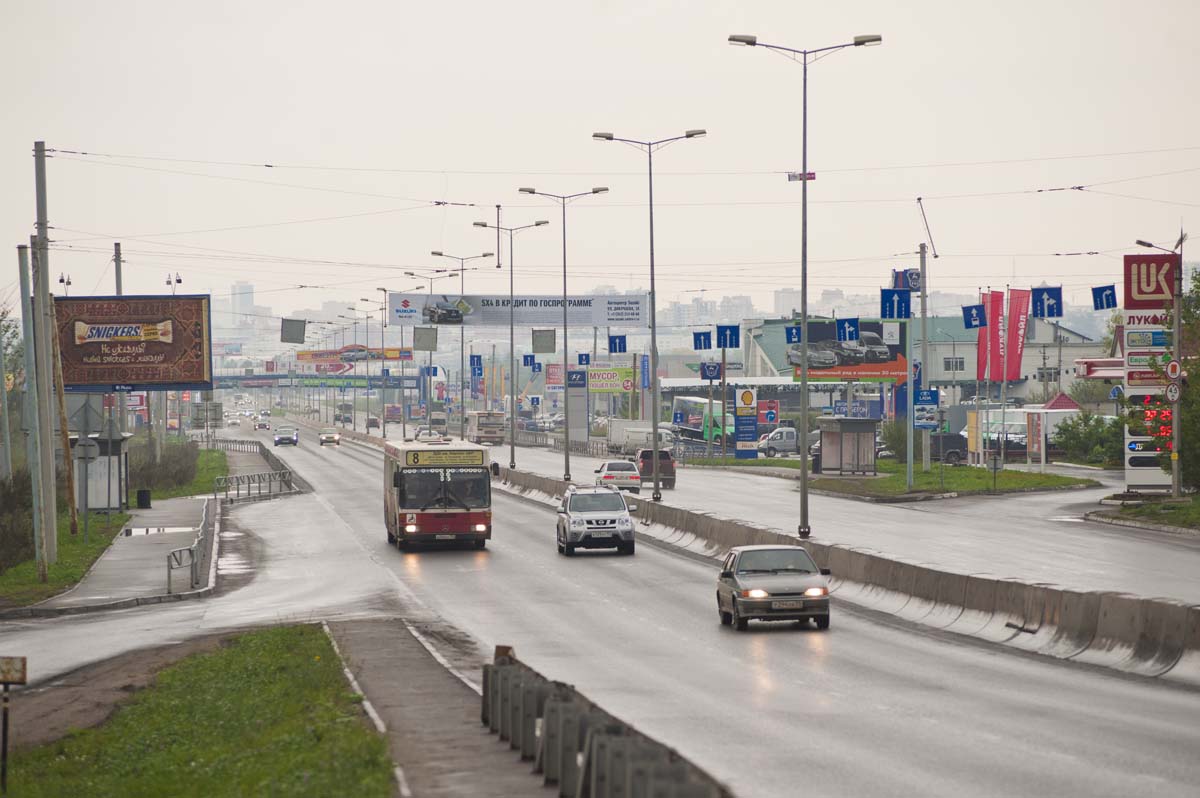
xmin=592 ymin=130 xmax=705 ymax=501
xmin=431 ymin=250 xmax=494 ymax=439
xmin=473 ymin=218 xmax=550 ymax=469
xmin=1135 ymin=232 xmax=1187 ymax=499
xmin=518 ymin=186 xmax=609 ymax=482
xmin=729 ymin=31 xmax=882 ymax=537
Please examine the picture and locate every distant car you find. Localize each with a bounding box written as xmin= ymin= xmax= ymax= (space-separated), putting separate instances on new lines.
xmin=786 ymin=343 xmax=838 ymax=369
xmin=595 ymin=460 xmax=641 ymax=493
xmin=423 ymin=301 xmax=464 ymax=324
xmin=253 ymin=420 xmax=270 ymax=430
xmin=716 ymin=545 xmax=831 ymax=631
xmin=227 ymin=418 xmax=241 ymax=427
xmin=365 ymin=416 xmax=381 ymax=429
xmin=635 ymin=448 xmax=676 ymax=489
xmin=333 ymin=412 xmax=347 ymax=423
xmin=259 ymin=410 xmax=271 ymax=418
xmin=555 ymin=485 xmax=637 ymax=556
xmin=319 ymin=428 xmax=341 ymax=446
xmin=273 ymin=427 xmax=299 ymax=446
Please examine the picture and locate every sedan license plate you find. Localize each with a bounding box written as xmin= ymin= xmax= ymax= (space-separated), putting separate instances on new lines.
xmin=771 ymin=600 xmax=804 ymax=610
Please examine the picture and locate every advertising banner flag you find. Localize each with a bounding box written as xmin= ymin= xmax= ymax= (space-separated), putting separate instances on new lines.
xmin=986 ymin=290 xmax=1005 ymax=383
xmin=975 ymin=293 xmax=988 ymax=382
xmin=1004 ymin=288 xmax=1031 ymax=382
xmin=55 ymin=295 xmax=213 ymax=392
xmin=388 ymin=292 xmax=648 ymax=328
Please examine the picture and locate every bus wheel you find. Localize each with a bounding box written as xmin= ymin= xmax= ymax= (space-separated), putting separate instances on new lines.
xmin=396 ymin=538 xmax=408 ymax=551
xmin=474 ymin=539 xmax=486 ymax=550
xmin=387 ymin=530 xmax=395 ymax=545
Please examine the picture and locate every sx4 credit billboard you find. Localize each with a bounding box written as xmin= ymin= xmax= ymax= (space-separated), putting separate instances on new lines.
xmin=54 ymin=295 xmax=213 ymax=392
xmin=388 ymin=292 xmax=648 ymax=328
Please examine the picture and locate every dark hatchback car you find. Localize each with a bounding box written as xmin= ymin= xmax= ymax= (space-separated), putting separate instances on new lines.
xmin=634 ymin=448 xmax=676 ymax=489
xmin=716 ymin=545 xmax=831 ymax=631
xmin=424 ymin=301 xmax=463 ymax=324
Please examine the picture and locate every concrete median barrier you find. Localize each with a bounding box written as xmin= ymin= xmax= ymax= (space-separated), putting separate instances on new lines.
xmin=1163 ymin=606 xmax=1200 ymax=689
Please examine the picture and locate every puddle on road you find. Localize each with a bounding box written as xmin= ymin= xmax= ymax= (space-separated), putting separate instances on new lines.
xmin=218 ymin=552 xmax=253 ymax=574
xmin=121 ymin=526 xmax=195 ymax=536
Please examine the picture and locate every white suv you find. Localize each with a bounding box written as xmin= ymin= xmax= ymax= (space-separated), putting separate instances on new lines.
xmin=556 ymin=486 xmax=637 ymax=556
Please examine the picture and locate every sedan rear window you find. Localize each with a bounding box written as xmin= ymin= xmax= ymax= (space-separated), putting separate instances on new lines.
xmin=605 ymin=462 xmax=636 ymax=472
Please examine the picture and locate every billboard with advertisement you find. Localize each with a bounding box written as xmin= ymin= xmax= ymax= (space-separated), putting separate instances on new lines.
xmin=388 ymin=292 xmax=648 ymax=328
xmin=296 ymin=345 xmax=413 ymax=363
xmin=54 ymin=294 xmax=212 ymax=392
xmin=733 ymin=387 xmax=758 ymax=459
xmin=789 ymin=318 xmax=909 ymax=383
xmin=586 ymin=366 xmax=635 ymax=394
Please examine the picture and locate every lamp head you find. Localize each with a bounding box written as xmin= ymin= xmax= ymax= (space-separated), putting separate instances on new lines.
xmin=535 ymin=220 xmax=550 ymax=226
xmin=592 ymin=187 xmax=609 ymax=194
xmin=430 ymin=250 xmax=443 ymax=256
xmin=518 ymin=187 xmax=536 ymax=194
xmin=728 ymin=34 xmax=757 ymax=46
xmin=481 ymin=252 xmax=495 ymax=258
xmin=592 ymin=132 xmax=614 ymax=141
xmin=854 ymin=34 xmax=883 ymax=46
xmin=1135 ymin=240 xmax=1154 ymax=248
xmin=473 ymin=221 xmax=489 ymax=228
xmin=685 ymin=129 xmax=707 ymax=139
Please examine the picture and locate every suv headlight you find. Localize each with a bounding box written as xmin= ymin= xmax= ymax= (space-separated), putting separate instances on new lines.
xmin=570 ymin=518 xmax=586 ymax=530
xmin=617 ymin=517 xmax=633 ymax=530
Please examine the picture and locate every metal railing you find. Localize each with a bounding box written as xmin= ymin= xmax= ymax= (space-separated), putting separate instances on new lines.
xmin=167 ymin=499 xmax=210 ymax=594
xmin=201 ymin=437 xmax=261 ymax=453
xmin=214 ymin=469 xmax=295 ymax=501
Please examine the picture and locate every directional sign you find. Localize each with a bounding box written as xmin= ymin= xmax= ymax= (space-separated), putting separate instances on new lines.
xmin=1109 ymin=385 xmax=1124 ymax=400
xmin=577 ymin=352 xmax=590 ymax=366
xmin=522 ymin=354 xmax=535 ymax=367
xmin=472 ymin=366 xmax=483 ymax=377
xmin=1091 ymin=284 xmax=1118 ymax=311
xmin=530 ymin=396 xmax=541 ymax=406
xmin=1166 ymin=382 xmax=1181 ymax=403
xmin=641 ymin=354 xmax=650 ymax=389
xmin=692 ymin=331 xmax=712 ymax=351
xmin=531 ymin=362 xmax=542 ymax=373
xmin=784 ymin=325 xmax=803 ymax=344
xmin=470 ymin=354 xmax=483 ymax=369
xmin=880 ymin=288 xmax=911 ymax=319
xmin=608 ymin=335 xmax=627 ymax=354
xmin=716 ymin=325 xmax=740 ymax=349
xmin=673 ymin=411 xmax=685 ymax=424
xmin=699 ymin=362 xmax=721 ymax=381
xmin=1032 ymin=286 xmax=1063 ymax=318
xmin=836 ymin=318 xmax=860 ymax=342
xmin=962 ymin=303 xmax=987 ymax=329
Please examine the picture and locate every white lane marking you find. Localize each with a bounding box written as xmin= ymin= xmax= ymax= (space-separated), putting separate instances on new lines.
xmin=321 ymin=621 xmax=413 ymax=798
xmin=402 ymin=618 xmax=483 ymax=696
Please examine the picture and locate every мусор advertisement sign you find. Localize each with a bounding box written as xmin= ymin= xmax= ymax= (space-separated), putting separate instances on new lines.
xmin=388 ymin=292 xmax=648 ymax=328
xmin=55 ymin=294 xmax=213 ymax=392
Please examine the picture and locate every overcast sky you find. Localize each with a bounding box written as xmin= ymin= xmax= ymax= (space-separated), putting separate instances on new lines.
xmin=3 ymin=0 xmax=1197 ymax=331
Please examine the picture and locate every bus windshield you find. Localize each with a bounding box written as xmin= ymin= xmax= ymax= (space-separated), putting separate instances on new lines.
xmin=401 ymin=467 xmax=490 ymax=510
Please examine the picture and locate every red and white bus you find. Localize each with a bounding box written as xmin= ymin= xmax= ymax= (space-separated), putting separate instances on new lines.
xmin=383 ymin=438 xmax=499 ymax=549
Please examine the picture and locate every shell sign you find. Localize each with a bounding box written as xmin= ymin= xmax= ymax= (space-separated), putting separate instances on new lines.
xmin=735 ymin=388 xmax=758 ymax=416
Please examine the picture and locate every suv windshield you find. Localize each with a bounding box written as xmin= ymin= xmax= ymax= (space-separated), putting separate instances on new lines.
xmin=736 ymin=548 xmax=818 ymax=574
xmin=570 ymin=493 xmax=628 ymax=513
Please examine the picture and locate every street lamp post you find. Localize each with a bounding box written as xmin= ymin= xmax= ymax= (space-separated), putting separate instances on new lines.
xmin=473 ymin=219 xmax=551 ymax=469
xmin=593 ymin=130 xmax=705 ymax=501
xmin=518 ymin=186 xmax=609 ymax=482
xmin=1136 ymin=233 xmax=1187 ymax=499
xmin=404 ymin=270 xmax=456 ymax=430
xmin=431 ymin=251 xmax=493 ymax=440
xmin=339 ymin=311 xmax=366 ymax=431
xmin=729 ymin=31 xmax=882 ymax=536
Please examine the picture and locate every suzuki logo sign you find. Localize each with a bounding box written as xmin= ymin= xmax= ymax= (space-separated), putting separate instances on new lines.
xmin=1124 ymin=254 xmax=1177 ymax=309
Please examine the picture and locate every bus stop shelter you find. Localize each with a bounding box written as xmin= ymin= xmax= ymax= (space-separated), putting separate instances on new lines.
xmin=816 ymin=417 xmax=880 ymax=476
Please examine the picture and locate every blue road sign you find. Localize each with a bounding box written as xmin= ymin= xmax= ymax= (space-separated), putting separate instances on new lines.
xmin=716 ymin=325 xmax=740 ymax=349
xmin=340 ymin=386 xmax=347 ymax=393
xmin=608 ymin=335 xmax=627 ymax=354
xmin=837 ymin=318 xmax=860 ymax=342
xmin=641 ymin=354 xmax=650 ymax=389
xmin=764 ymin=409 xmax=777 ymax=423
xmin=962 ymin=303 xmax=987 ymax=329
xmin=699 ymin=362 xmax=721 ymax=381
xmin=523 ymin=354 xmax=535 ymax=367
xmin=577 ymin=352 xmax=590 ymax=365
xmin=784 ymin=325 xmax=803 ymax=344
xmin=673 ymin=411 xmax=685 ymax=424
xmin=692 ymin=331 xmax=712 ymax=350
xmin=892 ymin=268 xmax=921 ymax=291
xmin=1032 ymin=286 xmax=1063 ymax=318
xmin=319 ymin=382 xmax=328 ymax=388
xmin=1109 ymin=385 xmax=1124 ymax=400
xmin=470 ymin=354 xmax=482 ymax=369
xmin=531 ymin=396 xmax=540 ymax=406
xmin=381 ymin=368 xmax=390 ymax=377
xmin=912 ymin=360 xmax=922 ymax=392
xmin=567 ymin=370 xmax=586 ymax=388
xmin=472 ymin=366 xmax=483 ymax=377
xmin=1092 ymin=284 xmax=1118 ymax=311
xmin=531 ymin=362 xmax=542 ymax=373
xmin=880 ymin=288 xmax=911 ymax=319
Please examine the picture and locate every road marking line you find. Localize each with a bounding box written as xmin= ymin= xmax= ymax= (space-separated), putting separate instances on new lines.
xmin=402 ymin=618 xmax=484 ymax=695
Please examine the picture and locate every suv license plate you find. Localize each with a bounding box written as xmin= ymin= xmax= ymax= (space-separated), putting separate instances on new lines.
xmin=590 ymin=530 xmax=612 ymax=537
xmin=772 ymin=600 xmax=803 ymax=610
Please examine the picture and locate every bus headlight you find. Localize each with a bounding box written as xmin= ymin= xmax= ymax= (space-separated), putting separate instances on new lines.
xmin=404 ymin=524 xmax=418 ymax=533
xmin=473 ymin=523 xmax=487 ymax=532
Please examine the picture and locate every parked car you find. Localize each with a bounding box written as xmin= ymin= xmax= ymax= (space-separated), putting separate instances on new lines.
xmin=273 ymin=427 xmax=299 ymax=446
xmin=635 ymin=448 xmax=676 ymax=489
xmin=319 ymin=428 xmax=341 ymax=446
xmin=930 ymin=432 xmax=968 ymax=465
xmin=716 ymin=545 xmax=831 ymax=631
xmin=555 ymin=485 xmax=637 ymax=556
xmin=758 ymin=426 xmax=800 ymax=457
xmin=594 ymin=460 xmax=642 ymax=493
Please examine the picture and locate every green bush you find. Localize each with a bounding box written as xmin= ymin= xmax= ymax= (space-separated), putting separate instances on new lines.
xmin=128 ymin=439 xmax=199 ymax=492
xmin=1053 ymin=410 xmax=1122 ymax=466
xmin=0 ymin=470 xmax=34 ymax=575
xmin=879 ymin=419 xmax=922 ymax=462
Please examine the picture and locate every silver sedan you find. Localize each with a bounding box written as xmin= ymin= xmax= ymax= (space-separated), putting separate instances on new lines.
xmin=716 ymin=545 xmax=831 ymax=631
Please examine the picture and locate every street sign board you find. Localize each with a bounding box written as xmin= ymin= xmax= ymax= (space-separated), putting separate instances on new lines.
xmin=577 ymin=352 xmax=590 ymax=365
xmin=530 ymin=396 xmax=541 ymax=406
xmin=692 ymin=331 xmax=712 ymax=350
xmin=961 ymin=303 xmax=987 ymax=328
xmin=880 ymin=289 xmax=911 ymax=319
xmin=913 ymin=389 xmax=939 ymax=430
xmin=1165 ymin=360 xmax=1182 ymax=380
xmin=1166 ymin=382 xmax=1181 ymax=403
xmin=784 ymin=325 xmax=803 ymax=344
xmin=699 ymin=362 xmax=721 ymax=381
xmin=1092 ymin=284 xmax=1118 ymax=311
xmin=716 ymin=325 xmax=740 ymax=349
xmin=608 ymin=335 xmax=627 ymax=354
xmin=1109 ymin=385 xmax=1124 ymax=400
xmin=1031 ymin=286 xmax=1063 ymax=318
xmin=531 ymin=362 xmax=542 ymax=373
xmin=522 ymin=354 xmax=535 ymax=367
xmin=836 ymin=318 xmax=860 ymax=342
xmin=673 ymin=411 xmax=685 ymax=424
xmin=1124 ymin=253 xmax=1178 ymax=309
xmin=470 ymin=354 xmax=483 ymax=369
xmin=0 ymin=655 xmax=27 ymax=685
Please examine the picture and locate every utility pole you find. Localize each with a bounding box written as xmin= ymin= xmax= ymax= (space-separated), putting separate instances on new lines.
xmin=114 ymin=243 xmax=125 ymax=434
xmin=31 ymin=238 xmax=58 ymax=565
xmin=720 ymin=343 xmax=728 ymax=460
xmin=17 ymin=245 xmax=47 ymax=581
xmin=50 ymin=301 xmax=78 ymax=535
xmin=0 ymin=338 xmax=11 ymax=484
xmin=919 ymin=243 xmax=930 ymax=472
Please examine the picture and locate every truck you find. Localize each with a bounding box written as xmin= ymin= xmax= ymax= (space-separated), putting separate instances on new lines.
xmin=669 ymin=396 xmax=733 ymax=446
xmin=429 ymin=410 xmax=448 ymax=435
xmin=606 ymin=422 xmax=675 ymax=455
xmin=384 ymin=404 xmax=405 ymax=423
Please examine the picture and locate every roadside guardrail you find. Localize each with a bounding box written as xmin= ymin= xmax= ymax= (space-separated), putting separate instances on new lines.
xmin=213 ymin=470 xmax=295 ymax=502
xmin=483 ymin=645 xmax=732 ymax=798
xmin=167 ymin=498 xmax=211 ymax=593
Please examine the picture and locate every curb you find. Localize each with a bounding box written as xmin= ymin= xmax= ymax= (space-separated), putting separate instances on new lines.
xmin=1083 ymin=510 xmax=1199 ymax=537
xmin=807 ymin=481 xmax=1097 ymax=504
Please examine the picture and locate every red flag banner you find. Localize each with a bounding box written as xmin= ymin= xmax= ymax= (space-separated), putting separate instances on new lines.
xmin=1004 ymin=288 xmax=1031 ymax=382
xmin=975 ymin=292 xmax=988 ymax=382
xmin=987 ymin=290 xmax=1005 ymax=382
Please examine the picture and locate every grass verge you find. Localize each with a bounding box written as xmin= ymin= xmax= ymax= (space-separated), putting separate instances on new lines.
xmin=0 ymin=510 xmax=130 ymax=607
xmin=10 ymin=625 xmax=393 ymax=798
xmin=688 ymin=456 xmax=806 ymax=470
xmin=1117 ymin=494 xmax=1200 ymax=530
xmin=813 ymin=458 xmax=1097 ymax=497
xmin=151 ymin=449 xmax=228 ymax=500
